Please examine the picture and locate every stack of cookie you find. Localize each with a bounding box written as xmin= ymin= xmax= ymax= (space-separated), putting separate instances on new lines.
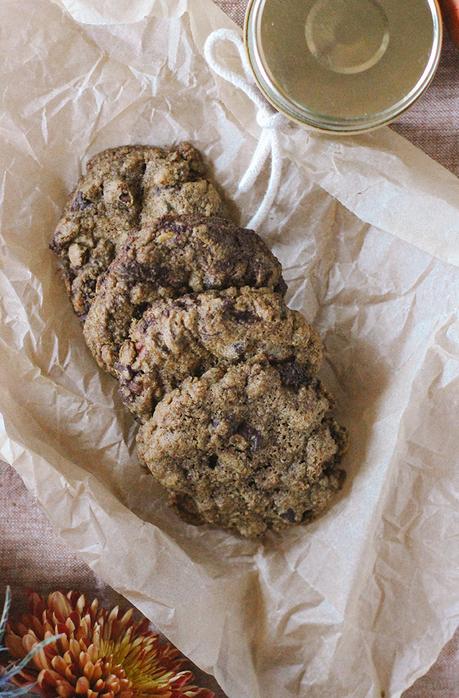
xmin=51 ymin=143 xmax=347 ymax=538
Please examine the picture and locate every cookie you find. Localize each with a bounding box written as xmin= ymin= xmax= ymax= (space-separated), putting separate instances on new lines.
xmin=50 ymin=143 xmax=223 ymax=317
xmin=83 ymin=215 xmax=287 ymax=377
xmin=117 ymin=287 xmax=322 ymax=421
xmin=136 ymin=362 xmax=347 ymax=538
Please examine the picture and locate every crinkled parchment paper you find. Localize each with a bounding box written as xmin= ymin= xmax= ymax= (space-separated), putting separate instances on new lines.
xmin=1 ymin=1 xmax=458 ymax=696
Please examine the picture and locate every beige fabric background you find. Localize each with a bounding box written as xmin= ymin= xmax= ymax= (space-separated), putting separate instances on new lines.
xmin=1 ymin=1 xmax=458 ymax=696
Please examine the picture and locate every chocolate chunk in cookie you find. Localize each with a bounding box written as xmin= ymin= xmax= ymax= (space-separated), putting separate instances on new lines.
xmin=136 ymin=362 xmax=348 ymax=538
xmin=50 ymin=143 xmax=223 ymax=317
xmin=117 ymin=286 xmax=322 ymax=421
xmin=83 ymin=215 xmax=287 ymax=376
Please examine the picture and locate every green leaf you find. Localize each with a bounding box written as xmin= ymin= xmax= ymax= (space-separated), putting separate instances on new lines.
xmin=0 ymin=587 xmax=11 ymax=646
xmin=2 ymin=635 xmax=60 ymax=684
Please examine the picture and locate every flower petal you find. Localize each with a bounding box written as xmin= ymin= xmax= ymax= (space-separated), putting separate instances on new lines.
xmin=75 ymin=675 xmax=90 ymax=694
xmin=49 ymin=593 xmax=72 ymax=622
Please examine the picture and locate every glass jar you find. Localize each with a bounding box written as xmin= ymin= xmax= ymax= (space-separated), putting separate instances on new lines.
xmin=244 ymin=0 xmax=443 ymax=134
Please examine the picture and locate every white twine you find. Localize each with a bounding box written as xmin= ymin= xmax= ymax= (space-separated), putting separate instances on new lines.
xmin=204 ymin=28 xmax=286 ymax=230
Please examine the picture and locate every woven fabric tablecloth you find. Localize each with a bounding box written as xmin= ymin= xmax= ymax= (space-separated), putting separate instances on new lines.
xmin=1 ymin=1 xmax=458 ymax=696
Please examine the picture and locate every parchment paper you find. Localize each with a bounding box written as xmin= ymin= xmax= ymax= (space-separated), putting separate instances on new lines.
xmin=0 ymin=1 xmax=458 ymax=696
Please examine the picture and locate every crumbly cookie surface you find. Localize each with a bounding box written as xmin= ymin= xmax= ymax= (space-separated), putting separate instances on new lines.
xmin=83 ymin=215 xmax=287 ymax=376
xmin=50 ymin=143 xmax=223 ymax=317
xmin=136 ymin=362 xmax=347 ymax=538
xmin=117 ymin=287 xmax=322 ymax=421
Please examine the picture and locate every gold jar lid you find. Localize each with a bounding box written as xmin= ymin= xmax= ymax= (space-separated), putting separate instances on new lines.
xmin=244 ymin=0 xmax=443 ymax=133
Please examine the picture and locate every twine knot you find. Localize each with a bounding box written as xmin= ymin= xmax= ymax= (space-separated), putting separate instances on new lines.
xmin=204 ymin=28 xmax=287 ymax=230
